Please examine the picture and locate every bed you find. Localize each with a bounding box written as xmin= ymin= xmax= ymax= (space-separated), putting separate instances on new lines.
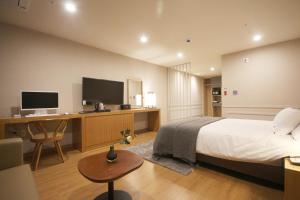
xmin=153 ymin=117 xmax=300 ymax=184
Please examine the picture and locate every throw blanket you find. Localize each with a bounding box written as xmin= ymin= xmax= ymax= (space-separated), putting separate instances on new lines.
xmin=153 ymin=117 xmax=223 ymax=163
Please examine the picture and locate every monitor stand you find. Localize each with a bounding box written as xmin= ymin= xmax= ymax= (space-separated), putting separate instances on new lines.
xmin=33 ymin=109 xmax=48 ymax=116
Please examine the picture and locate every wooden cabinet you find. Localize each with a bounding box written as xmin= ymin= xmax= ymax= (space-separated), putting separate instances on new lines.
xmin=85 ymin=115 xmax=113 ymax=147
xmin=84 ymin=113 xmax=134 ymax=149
xmin=284 ymin=158 xmax=300 ymax=200
xmin=111 ymin=114 xmax=134 ymax=141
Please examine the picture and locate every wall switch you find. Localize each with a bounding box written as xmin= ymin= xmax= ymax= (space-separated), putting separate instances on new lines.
xmin=242 ymin=58 xmax=249 ymax=63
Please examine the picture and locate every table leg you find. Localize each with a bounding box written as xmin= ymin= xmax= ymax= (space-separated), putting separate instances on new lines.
xmin=108 ymin=181 xmax=114 ymax=200
xmin=95 ymin=181 xmax=132 ymax=200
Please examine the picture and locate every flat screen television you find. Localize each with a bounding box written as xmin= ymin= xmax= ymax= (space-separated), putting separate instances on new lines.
xmin=82 ymin=77 xmax=124 ymax=105
xmin=21 ymin=91 xmax=59 ymax=110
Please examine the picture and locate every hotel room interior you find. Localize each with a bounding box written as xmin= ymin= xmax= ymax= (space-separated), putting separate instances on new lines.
xmin=0 ymin=0 xmax=300 ymax=200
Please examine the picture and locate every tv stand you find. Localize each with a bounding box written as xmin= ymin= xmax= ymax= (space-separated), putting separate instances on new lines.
xmin=95 ymin=109 xmax=111 ymax=112
xmin=79 ymin=109 xmax=111 ymax=114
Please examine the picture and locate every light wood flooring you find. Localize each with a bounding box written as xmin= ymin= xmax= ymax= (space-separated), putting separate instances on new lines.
xmin=32 ymin=132 xmax=283 ymax=200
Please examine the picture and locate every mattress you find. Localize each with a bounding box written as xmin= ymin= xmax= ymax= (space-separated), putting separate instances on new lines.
xmin=196 ymin=118 xmax=300 ymax=166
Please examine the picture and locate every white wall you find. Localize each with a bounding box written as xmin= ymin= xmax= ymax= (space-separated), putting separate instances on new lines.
xmin=0 ymin=23 xmax=168 ymax=118
xmin=222 ymin=39 xmax=300 ymax=120
xmin=0 ymin=23 xmax=168 ymax=152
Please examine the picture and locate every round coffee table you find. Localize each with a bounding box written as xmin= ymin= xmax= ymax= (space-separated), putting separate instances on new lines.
xmin=78 ymin=150 xmax=143 ymax=200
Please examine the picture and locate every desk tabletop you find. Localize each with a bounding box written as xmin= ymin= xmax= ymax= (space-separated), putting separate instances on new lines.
xmin=0 ymin=108 xmax=160 ymax=124
xmin=78 ymin=150 xmax=143 ymax=183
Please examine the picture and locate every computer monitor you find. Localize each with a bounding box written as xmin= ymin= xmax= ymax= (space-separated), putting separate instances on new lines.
xmin=21 ymin=91 xmax=59 ymax=115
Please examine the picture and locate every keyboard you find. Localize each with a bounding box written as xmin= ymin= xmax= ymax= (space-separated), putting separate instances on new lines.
xmin=25 ymin=113 xmax=60 ymax=118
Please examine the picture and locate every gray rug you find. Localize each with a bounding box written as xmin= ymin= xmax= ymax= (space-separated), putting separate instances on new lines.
xmin=126 ymin=140 xmax=193 ymax=175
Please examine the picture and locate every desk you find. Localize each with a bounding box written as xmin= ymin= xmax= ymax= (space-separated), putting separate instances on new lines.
xmin=0 ymin=108 xmax=160 ymax=152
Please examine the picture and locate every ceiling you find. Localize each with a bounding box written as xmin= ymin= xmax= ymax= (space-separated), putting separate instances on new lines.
xmin=0 ymin=0 xmax=300 ymax=77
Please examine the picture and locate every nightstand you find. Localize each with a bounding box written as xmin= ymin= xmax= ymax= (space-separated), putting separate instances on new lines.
xmin=284 ymin=158 xmax=300 ymax=200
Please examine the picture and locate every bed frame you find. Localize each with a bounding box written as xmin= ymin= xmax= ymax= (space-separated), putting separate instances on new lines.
xmin=196 ymin=153 xmax=284 ymax=185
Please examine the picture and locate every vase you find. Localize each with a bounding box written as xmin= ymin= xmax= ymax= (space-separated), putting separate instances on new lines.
xmin=106 ymin=145 xmax=117 ymax=163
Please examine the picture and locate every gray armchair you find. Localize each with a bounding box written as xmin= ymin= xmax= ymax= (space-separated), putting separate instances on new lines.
xmin=0 ymin=138 xmax=23 ymax=170
xmin=0 ymin=138 xmax=39 ymax=199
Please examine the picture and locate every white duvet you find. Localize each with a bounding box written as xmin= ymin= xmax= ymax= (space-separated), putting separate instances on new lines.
xmin=196 ymin=119 xmax=300 ymax=166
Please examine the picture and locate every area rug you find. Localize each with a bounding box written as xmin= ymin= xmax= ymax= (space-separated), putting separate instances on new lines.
xmin=126 ymin=140 xmax=193 ymax=175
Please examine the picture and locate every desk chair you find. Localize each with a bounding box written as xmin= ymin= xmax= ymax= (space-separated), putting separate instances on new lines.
xmin=26 ymin=118 xmax=69 ymax=170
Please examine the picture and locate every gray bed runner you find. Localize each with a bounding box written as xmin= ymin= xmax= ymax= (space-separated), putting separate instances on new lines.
xmin=153 ymin=117 xmax=223 ymax=163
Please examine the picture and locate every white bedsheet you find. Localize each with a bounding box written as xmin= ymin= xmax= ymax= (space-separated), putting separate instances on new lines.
xmin=196 ymin=119 xmax=300 ymax=166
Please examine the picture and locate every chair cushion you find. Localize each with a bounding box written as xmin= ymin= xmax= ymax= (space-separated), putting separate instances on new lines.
xmin=31 ymin=132 xmax=64 ymax=141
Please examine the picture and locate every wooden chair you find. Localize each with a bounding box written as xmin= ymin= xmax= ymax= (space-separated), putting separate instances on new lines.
xmin=25 ymin=118 xmax=69 ymax=170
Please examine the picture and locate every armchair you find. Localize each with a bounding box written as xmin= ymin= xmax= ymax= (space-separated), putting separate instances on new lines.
xmin=0 ymin=138 xmax=23 ymax=170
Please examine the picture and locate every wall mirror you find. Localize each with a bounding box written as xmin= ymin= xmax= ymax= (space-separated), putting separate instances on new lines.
xmin=127 ymin=79 xmax=143 ymax=108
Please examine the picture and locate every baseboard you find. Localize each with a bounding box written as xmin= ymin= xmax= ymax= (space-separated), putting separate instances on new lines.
xmin=134 ymin=128 xmax=149 ymax=135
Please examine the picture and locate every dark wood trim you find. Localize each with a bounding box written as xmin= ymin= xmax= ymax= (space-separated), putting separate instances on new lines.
xmin=197 ymin=153 xmax=284 ymax=185
xmin=134 ymin=128 xmax=149 ymax=135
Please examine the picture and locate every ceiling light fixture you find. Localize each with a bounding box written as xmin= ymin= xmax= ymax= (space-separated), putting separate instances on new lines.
xmin=253 ymin=34 xmax=262 ymax=42
xmin=64 ymin=2 xmax=77 ymax=13
xmin=210 ymin=67 xmax=215 ymax=71
xmin=139 ymin=35 xmax=149 ymax=43
xmin=177 ymin=52 xmax=183 ymax=58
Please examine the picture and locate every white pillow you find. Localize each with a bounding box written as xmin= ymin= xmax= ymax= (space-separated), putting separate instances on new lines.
xmin=273 ymin=108 xmax=300 ymax=135
xmin=292 ymin=124 xmax=300 ymax=140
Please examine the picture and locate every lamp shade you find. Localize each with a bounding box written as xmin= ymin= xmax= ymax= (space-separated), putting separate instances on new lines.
xmin=145 ymin=92 xmax=156 ymax=108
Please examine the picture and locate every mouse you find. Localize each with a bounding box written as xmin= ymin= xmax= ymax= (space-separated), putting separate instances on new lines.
xmin=64 ymin=112 xmax=69 ymax=115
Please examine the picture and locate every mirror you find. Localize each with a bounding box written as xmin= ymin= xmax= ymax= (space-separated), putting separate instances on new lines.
xmin=127 ymin=79 xmax=143 ymax=108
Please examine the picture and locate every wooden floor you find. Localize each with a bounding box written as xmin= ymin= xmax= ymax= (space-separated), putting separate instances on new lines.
xmin=32 ymin=132 xmax=283 ymax=200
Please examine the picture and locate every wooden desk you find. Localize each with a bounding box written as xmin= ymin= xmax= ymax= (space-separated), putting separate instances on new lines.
xmin=0 ymin=108 xmax=160 ymax=152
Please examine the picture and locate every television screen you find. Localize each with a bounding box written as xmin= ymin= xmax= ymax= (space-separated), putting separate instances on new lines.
xmin=21 ymin=91 xmax=59 ymax=110
xmin=82 ymin=77 xmax=124 ymax=105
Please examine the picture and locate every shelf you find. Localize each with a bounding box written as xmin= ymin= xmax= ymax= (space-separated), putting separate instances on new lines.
xmin=212 ymin=103 xmax=222 ymax=107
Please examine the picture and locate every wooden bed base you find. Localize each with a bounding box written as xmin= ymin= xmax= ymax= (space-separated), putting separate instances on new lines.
xmin=196 ymin=153 xmax=284 ymax=185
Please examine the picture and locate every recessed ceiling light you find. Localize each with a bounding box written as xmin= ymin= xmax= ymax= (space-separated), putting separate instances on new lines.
xmin=177 ymin=52 xmax=183 ymax=58
xmin=64 ymin=2 xmax=77 ymax=13
xmin=253 ymin=34 xmax=262 ymax=42
xmin=210 ymin=67 xmax=215 ymax=71
xmin=139 ymin=35 xmax=149 ymax=43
